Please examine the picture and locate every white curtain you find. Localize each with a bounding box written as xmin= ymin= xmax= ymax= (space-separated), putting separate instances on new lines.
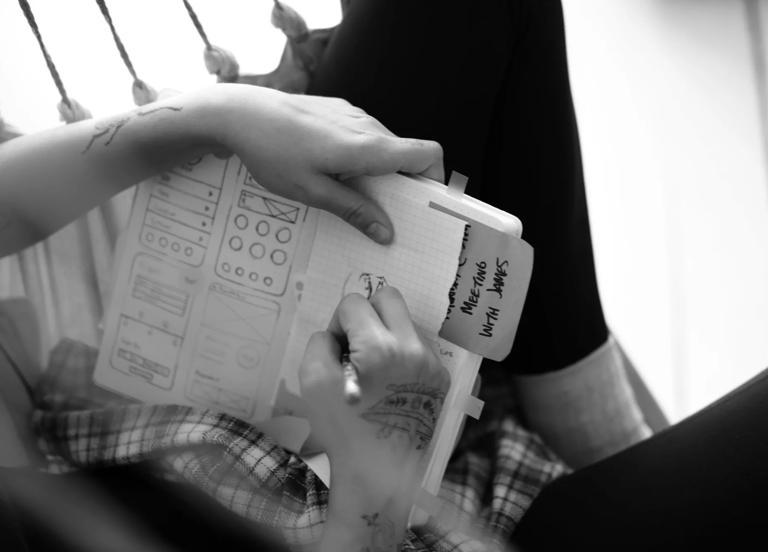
xmin=0 ymin=186 xmax=133 ymax=363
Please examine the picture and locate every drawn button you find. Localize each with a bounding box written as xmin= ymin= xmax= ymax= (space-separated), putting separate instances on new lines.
xmin=236 ymin=345 xmax=261 ymax=370
xmin=184 ymin=246 xmax=194 ymax=257
xmin=234 ymin=214 xmax=248 ymax=230
xmin=145 ymin=232 xmax=154 ymax=243
xmin=263 ymin=276 xmax=273 ymax=286
xmin=171 ymin=242 xmax=181 ymax=252
xmin=229 ymin=236 xmax=243 ymax=251
xmin=271 ymin=249 xmax=287 ymax=266
xmin=222 ymin=262 xmax=231 ymax=273
xmin=249 ymin=272 xmax=258 ymax=281
xmin=159 ymin=237 xmax=168 ymax=247
xmin=276 ymin=227 xmax=292 ymax=244
xmin=256 ymin=220 xmax=270 ymax=236
xmin=249 ymin=243 xmax=266 ymax=259
xmin=235 ymin=266 xmax=245 ymax=276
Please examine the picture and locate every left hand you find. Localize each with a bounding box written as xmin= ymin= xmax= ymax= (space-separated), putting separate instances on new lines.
xmin=214 ymin=84 xmax=444 ymax=244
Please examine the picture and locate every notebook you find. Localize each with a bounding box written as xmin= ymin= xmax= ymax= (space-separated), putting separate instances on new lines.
xmin=93 ymin=154 xmax=533 ymax=516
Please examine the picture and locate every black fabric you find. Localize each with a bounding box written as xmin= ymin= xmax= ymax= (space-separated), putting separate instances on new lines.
xmin=0 ymin=464 xmax=288 ymax=552
xmin=513 ymin=366 xmax=768 ymax=550
xmin=309 ymin=0 xmax=608 ymax=374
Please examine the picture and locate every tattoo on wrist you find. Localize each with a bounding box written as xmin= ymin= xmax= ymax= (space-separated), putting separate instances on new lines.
xmin=360 ymin=383 xmax=445 ymax=450
xmin=360 ymin=512 xmax=396 ymax=552
xmin=82 ymin=105 xmax=182 ymax=154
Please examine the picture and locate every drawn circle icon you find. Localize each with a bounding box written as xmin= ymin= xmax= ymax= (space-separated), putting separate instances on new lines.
xmin=271 ymin=249 xmax=287 ymax=266
xmin=234 ymin=214 xmax=248 ymax=230
xmin=249 ymin=272 xmax=258 ymax=281
xmin=145 ymin=232 xmax=154 ymax=243
xmin=171 ymin=242 xmax=181 ymax=252
xmin=222 ymin=262 xmax=231 ymax=273
xmin=255 ymin=220 xmax=270 ymax=236
xmin=184 ymin=247 xmax=194 ymax=257
xmin=237 ymin=345 xmax=261 ymax=370
xmin=249 ymin=242 xmax=266 ymax=259
xmin=276 ymin=227 xmax=292 ymax=244
xmin=158 ymin=236 xmax=168 ymax=247
xmin=229 ymin=236 xmax=243 ymax=251
xmin=235 ymin=266 xmax=245 ymax=276
xmin=263 ymin=276 xmax=273 ymax=286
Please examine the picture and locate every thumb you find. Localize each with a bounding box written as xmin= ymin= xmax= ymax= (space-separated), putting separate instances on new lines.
xmin=307 ymin=174 xmax=394 ymax=244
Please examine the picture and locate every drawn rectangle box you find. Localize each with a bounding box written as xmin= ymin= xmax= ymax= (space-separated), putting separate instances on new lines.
xmin=203 ymin=283 xmax=279 ymax=343
xmin=147 ymin=197 xmax=213 ymax=233
xmin=171 ymin=156 xmax=228 ymax=188
xmin=152 ymin=183 xmax=217 ymax=218
xmin=131 ymin=275 xmax=189 ymax=317
xmin=164 ymin=174 xmax=222 ymax=203
xmin=110 ymin=315 xmax=182 ymax=390
xmin=144 ymin=211 xmax=211 ymax=248
xmin=238 ymin=190 xmax=301 ymax=224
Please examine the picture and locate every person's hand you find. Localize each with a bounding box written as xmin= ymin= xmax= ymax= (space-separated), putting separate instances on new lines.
xmin=299 ymin=287 xmax=450 ymax=507
xmin=215 ymin=84 xmax=444 ymax=244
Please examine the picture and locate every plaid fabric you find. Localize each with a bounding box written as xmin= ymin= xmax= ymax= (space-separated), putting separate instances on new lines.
xmin=32 ymin=339 xmax=569 ymax=551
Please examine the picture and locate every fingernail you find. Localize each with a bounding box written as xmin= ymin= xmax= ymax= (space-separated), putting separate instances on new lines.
xmin=365 ymin=222 xmax=392 ymax=244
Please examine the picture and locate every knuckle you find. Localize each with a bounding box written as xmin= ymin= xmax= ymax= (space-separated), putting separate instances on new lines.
xmin=400 ymin=338 xmax=429 ymax=365
xmin=339 ymin=199 xmax=371 ymax=228
xmin=363 ymin=331 xmax=399 ymax=366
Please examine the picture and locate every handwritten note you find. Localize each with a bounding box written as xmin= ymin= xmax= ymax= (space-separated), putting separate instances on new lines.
xmin=440 ymin=218 xmax=533 ymax=361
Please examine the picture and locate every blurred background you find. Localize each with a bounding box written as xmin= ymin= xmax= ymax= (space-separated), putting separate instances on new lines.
xmin=1 ymin=0 xmax=767 ymax=422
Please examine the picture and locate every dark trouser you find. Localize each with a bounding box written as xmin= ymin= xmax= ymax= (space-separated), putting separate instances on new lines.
xmin=310 ymin=0 xmax=768 ymax=548
xmin=308 ymin=0 xmax=608 ymax=375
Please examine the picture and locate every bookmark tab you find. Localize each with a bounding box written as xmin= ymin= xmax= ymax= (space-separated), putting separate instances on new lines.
xmin=461 ymin=395 xmax=484 ymax=420
xmin=447 ymin=171 xmax=468 ymax=197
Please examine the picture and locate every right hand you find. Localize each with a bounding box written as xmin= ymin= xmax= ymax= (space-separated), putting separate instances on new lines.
xmin=298 ymin=287 xmax=450 ymax=493
xmin=214 ymin=84 xmax=444 ymax=244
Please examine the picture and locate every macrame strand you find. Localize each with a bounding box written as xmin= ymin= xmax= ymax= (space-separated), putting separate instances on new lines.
xmin=17 ymin=0 xmax=71 ymax=109
xmin=17 ymin=0 xmax=91 ymax=122
xmin=182 ymin=0 xmax=212 ymax=50
xmin=181 ymin=0 xmax=240 ymax=82
xmin=95 ymin=0 xmax=137 ymax=80
xmin=94 ymin=0 xmax=157 ymax=105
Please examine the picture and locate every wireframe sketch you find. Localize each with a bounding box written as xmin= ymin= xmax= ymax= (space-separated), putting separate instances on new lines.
xmin=186 ymin=283 xmax=280 ymax=417
xmin=140 ymin=166 xmax=224 ymax=266
xmin=109 ymin=254 xmax=198 ymax=390
xmin=215 ymin=185 xmax=306 ymax=296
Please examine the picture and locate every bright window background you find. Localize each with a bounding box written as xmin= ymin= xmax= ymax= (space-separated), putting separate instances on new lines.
xmin=2 ymin=0 xmax=767 ymax=421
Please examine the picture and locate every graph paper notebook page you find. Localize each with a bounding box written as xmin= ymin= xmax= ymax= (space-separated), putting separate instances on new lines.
xmin=94 ymin=155 xmax=532 ymax=516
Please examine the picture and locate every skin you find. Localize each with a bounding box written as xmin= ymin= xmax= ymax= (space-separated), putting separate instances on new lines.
xmin=0 ymin=85 xmax=449 ymax=550
xmin=0 ymin=83 xmax=444 ymax=258
xmin=300 ymin=286 xmax=450 ymax=551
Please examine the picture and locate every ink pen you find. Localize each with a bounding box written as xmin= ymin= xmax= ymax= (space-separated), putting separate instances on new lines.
xmin=341 ymin=353 xmax=362 ymax=404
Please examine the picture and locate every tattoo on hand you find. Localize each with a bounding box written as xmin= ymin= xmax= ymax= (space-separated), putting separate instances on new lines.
xmin=360 ymin=512 xmax=396 ymax=552
xmin=82 ymin=106 xmax=183 ymax=154
xmin=360 ymin=383 xmax=445 ymax=450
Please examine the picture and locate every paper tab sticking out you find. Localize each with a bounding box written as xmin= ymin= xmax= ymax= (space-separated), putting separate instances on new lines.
xmin=439 ymin=215 xmax=533 ymax=361
xmin=461 ymin=395 xmax=484 ymax=420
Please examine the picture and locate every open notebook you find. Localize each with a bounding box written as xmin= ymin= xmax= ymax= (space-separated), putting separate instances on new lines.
xmin=93 ymin=154 xmax=532 ymax=515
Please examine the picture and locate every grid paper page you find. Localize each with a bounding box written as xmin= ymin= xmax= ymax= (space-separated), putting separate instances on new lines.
xmin=281 ymin=174 xmax=466 ymax=392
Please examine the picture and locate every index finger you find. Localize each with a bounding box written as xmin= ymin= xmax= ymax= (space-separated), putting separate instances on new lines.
xmin=327 ymin=293 xmax=387 ymax=349
xmin=362 ymin=137 xmax=445 ymax=183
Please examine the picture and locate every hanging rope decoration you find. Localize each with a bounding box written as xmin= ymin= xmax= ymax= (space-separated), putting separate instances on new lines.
xmin=17 ymin=0 xmax=91 ymax=123
xmin=182 ymin=0 xmax=240 ymax=82
xmin=94 ymin=0 xmax=158 ymax=106
xmin=237 ymin=0 xmax=334 ymax=93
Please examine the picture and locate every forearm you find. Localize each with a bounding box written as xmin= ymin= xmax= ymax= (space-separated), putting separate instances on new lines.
xmin=320 ymin=472 xmax=412 ymax=552
xmin=0 ymin=87 xmax=227 ymax=257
